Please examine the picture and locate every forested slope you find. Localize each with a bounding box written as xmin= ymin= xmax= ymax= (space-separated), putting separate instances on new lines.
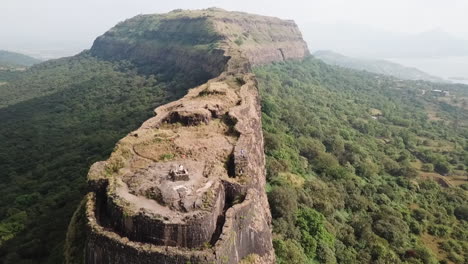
xmin=1 ymin=51 xmax=467 ymax=264
xmin=0 ymin=52 xmax=196 ymax=263
xmin=255 ymin=57 xmax=468 ymax=264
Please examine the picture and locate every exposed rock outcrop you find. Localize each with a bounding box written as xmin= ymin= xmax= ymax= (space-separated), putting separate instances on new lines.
xmin=68 ymin=8 xmax=309 ymax=264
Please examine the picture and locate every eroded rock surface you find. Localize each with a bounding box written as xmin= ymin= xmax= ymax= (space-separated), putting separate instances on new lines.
xmin=75 ymin=7 xmax=309 ymax=264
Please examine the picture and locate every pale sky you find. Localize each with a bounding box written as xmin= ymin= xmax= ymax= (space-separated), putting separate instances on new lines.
xmin=1 ymin=0 xmax=467 ymax=58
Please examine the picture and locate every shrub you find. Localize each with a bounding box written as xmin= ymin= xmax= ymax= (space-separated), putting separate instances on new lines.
xmin=408 ymin=220 xmax=422 ymax=234
xmin=428 ymin=224 xmax=451 ymax=237
xmin=372 ymin=215 xmax=409 ymax=244
xmin=412 ymin=208 xmax=429 ymax=221
xmin=296 ymin=207 xmax=335 ymax=260
xmin=454 ymin=206 xmax=468 ymax=221
xmin=234 ymin=38 xmax=244 ymax=46
xmin=273 ymin=239 xmax=308 ymax=264
xmin=268 ymin=186 xmax=297 ymax=221
xmin=399 ymin=166 xmax=419 ymax=178
xmin=434 ymin=161 xmax=451 ymax=175
xmin=159 ymin=153 xmax=175 ymax=161
xmin=421 ymin=163 xmax=434 ymax=172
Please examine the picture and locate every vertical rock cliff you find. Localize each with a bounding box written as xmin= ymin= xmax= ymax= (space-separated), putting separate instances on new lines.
xmin=67 ymin=8 xmax=309 ymax=264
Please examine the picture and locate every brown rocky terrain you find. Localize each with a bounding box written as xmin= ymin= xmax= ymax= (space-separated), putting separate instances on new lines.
xmin=67 ymin=8 xmax=309 ymax=264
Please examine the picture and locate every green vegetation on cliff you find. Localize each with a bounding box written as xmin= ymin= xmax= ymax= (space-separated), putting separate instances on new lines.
xmin=255 ymin=57 xmax=468 ymax=264
xmin=90 ymin=10 xmax=226 ymax=81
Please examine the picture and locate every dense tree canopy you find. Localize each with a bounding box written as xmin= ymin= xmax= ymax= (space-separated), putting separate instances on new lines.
xmin=255 ymin=57 xmax=468 ymax=264
xmin=0 ymin=53 xmax=196 ymax=263
xmin=0 ymin=52 xmax=466 ymax=264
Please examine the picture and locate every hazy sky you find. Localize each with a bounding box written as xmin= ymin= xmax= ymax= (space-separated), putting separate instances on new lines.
xmin=1 ymin=0 xmax=468 ymax=58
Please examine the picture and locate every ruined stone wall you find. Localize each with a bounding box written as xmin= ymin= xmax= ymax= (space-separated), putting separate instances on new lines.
xmin=86 ymin=193 xmax=217 ymax=264
xmin=84 ymin=72 xmax=276 ymax=264
xmin=99 ymin=183 xmax=225 ymax=247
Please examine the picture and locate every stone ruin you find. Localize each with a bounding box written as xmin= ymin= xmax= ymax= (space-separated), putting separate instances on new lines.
xmin=168 ymin=165 xmax=190 ymax=182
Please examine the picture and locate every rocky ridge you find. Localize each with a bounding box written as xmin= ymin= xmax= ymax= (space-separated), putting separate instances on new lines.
xmin=68 ymin=8 xmax=309 ymax=264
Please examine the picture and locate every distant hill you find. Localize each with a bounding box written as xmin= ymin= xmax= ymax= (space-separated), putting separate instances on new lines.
xmin=0 ymin=50 xmax=41 ymax=67
xmin=302 ymin=22 xmax=468 ymax=58
xmin=314 ymin=50 xmax=445 ymax=82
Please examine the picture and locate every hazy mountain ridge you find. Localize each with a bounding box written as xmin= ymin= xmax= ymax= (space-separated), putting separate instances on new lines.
xmin=314 ymin=50 xmax=445 ymax=82
xmin=0 ymin=50 xmax=41 ymax=68
xmin=303 ymin=23 xmax=468 ymax=58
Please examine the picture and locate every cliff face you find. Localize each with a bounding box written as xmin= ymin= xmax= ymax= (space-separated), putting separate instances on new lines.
xmin=70 ymin=8 xmax=309 ymax=264
xmin=90 ymin=8 xmax=309 ymax=77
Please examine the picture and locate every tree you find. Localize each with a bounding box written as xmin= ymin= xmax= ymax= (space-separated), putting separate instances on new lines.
xmin=435 ymin=161 xmax=451 ymax=175
xmin=421 ymin=163 xmax=434 ymax=172
xmin=268 ymin=186 xmax=298 ymax=221
xmin=273 ymin=239 xmax=308 ymax=264
xmin=296 ymin=207 xmax=335 ymax=260
xmin=454 ymin=206 xmax=468 ymax=221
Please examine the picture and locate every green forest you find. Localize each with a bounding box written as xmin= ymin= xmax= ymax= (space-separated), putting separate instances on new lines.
xmin=0 ymin=52 xmax=196 ymax=263
xmin=254 ymin=58 xmax=468 ymax=264
xmin=0 ymin=53 xmax=467 ymax=264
